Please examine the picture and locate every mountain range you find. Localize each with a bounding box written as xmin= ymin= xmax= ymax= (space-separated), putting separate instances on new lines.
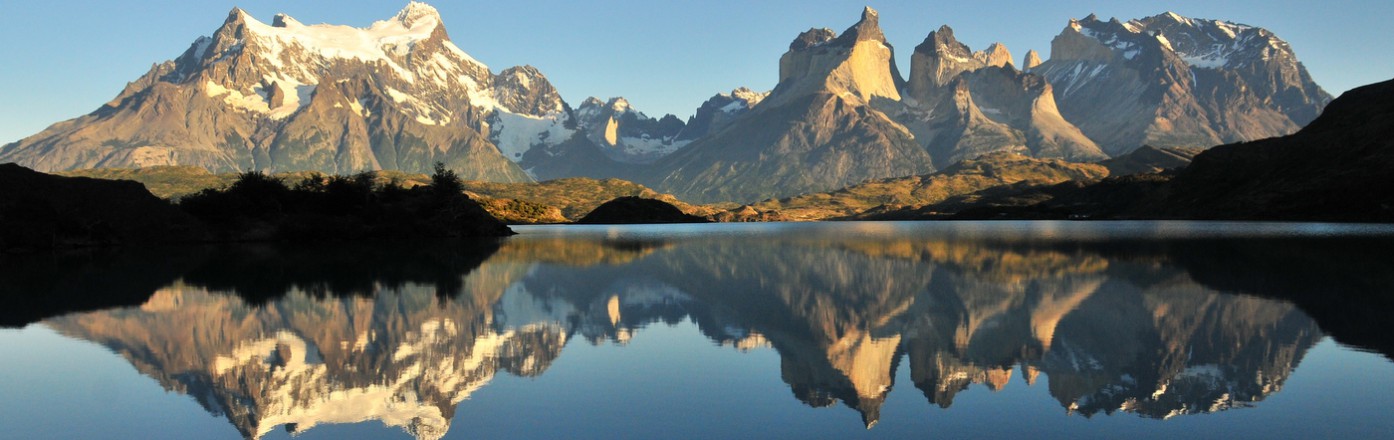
xmin=0 ymin=3 xmax=1331 ymax=203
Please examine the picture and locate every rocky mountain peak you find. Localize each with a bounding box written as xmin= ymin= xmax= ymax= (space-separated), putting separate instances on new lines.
xmin=492 ymin=65 xmax=565 ymax=116
xmin=908 ymin=25 xmax=984 ymax=94
xmin=914 ymin=25 xmax=969 ymax=56
xmin=270 ymin=13 xmax=301 ymax=28
xmin=774 ymin=7 xmax=902 ymax=104
xmin=1051 ymin=14 xmax=1162 ymax=63
xmin=223 ymin=7 xmax=250 ymax=26
xmin=830 ymin=6 xmax=887 ymax=46
xmin=1033 ymin=11 xmax=1330 ymax=155
xmin=677 ymin=87 xmax=770 ymax=141
xmin=729 ymin=87 xmax=769 ymax=107
xmin=608 ymin=97 xmax=633 ymax=114
xmin=1131 ymin=11 xmax=1331 ymax=123
xmin=395 ymin=1 xmax=443 ymax=29
xmin=1022 ymin=49 xmax=1044 ymax=71
xmin=976 ymin=42 xmax=1014 ymax=68
xmin=789 ymin=28 xmax=836 ymax=51
xmin=1158 ymin=11 xmax=1189 ymax=23
xmin=0 ymin=2 xmax=540 ymax=181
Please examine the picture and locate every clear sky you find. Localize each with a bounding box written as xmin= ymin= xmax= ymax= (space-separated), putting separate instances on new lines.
xmin=2 ymin=0 xmax=1391 ymax=145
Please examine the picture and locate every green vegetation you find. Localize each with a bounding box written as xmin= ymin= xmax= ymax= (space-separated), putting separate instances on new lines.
xmin=474 ymin=198 xmax=568 ymax=224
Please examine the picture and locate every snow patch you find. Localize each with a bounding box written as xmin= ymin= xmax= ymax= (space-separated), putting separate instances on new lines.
xmin=616 ymin=136 xmax=689 ymax=157
xmin=205 ymin=80 xmax=269 ymax=114
xmin=719 ymin=100 xmax=747 ymax=114
xmin=226 ymin=4 xmax=489 ymax=92
xmin=349 ymin=99 xmax=370 ymax=117
xmin=191 ymin=36 xmax=213 ymax=60
xmin=489 ymin=111 xmax=572 ymax=161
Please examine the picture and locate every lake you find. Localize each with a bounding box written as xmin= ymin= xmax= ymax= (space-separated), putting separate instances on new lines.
xmin=2 ymin=221 xmax=1393 ymax=439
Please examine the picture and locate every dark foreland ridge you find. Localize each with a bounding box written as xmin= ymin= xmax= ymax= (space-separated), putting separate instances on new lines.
xmin=0 ymin=4 xmax=1332 ymax=204
xmin=0 ymin=163 xmax=513 ymax=251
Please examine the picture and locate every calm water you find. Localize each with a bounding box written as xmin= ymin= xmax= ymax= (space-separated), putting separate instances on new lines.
xmin=3 ymin=221 xmax=1394 ymax=439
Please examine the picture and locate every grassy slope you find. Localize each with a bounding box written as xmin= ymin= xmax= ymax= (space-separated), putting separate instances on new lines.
xmin=56 ymin=154 xmax=1106 ymax=223
xmin=749 ymin=152 xmax=1109 ymax=220
xmin=461 ymin=177 xmax=721 ymax=221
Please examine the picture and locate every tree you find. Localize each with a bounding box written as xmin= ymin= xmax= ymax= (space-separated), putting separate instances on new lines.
xmin=429 ymin=162 xmax=463 ymax=197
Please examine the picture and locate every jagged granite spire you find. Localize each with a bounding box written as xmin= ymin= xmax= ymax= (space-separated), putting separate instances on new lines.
xmin=976 ymin=42 xmax=1014 ymax=68
xmin=907 ymin=25 xmax=980 ymax=95
xmin=830 ymin=6 xmax=887 ymax=46
xmin=789 ymin=28 xmax=836 ymax=50
xmin=1022 ymin=49 xmax=1044 ymax=71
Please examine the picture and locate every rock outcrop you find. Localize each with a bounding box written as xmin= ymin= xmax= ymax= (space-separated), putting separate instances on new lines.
xmin=575 ymin=196 xmax=709 ymax=224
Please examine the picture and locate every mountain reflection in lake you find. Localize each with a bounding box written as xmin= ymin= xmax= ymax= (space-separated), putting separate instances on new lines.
xmin=4 ymin=222 xmax=1394 ymax=439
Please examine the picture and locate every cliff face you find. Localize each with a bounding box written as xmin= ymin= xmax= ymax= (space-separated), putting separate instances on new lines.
xmin=650 ymin=7 xmax=934 ymax=203
xmin=901 ymin=26 xmax=1105 ymax=167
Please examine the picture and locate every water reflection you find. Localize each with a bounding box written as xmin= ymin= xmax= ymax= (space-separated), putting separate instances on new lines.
xmin=10 ymin=224 xmax=1394 ymax=439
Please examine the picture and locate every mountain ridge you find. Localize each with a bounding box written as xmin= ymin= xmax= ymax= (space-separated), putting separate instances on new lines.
xmin=0 ymin=4 xmax=1337 ymax=204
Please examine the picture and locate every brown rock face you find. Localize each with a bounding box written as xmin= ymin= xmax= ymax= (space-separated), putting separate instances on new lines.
xmin=1022 ymin=50 xmax=1044 ymax=71
xmin=902 ymin=26 xmax=1103 ymax=167
xmin=651 ymin=7 xmax=931 ymax=203
xmin=976 ymin=43 xmax=1014 ymax=68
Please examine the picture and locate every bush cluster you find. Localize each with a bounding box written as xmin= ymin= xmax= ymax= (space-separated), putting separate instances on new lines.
xmin=178 ymin=163 xmax=511 ymax=241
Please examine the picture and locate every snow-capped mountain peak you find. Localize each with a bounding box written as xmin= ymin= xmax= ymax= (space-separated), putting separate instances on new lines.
xmin=1132 ymin=12 xmax=1289 ymax=70
xmin=226 ymin=3 xmax=468 ymax=76
xmin=395 ymin=1 xmax=443 ymax=29
xmin=608 ymin=97 xmax=633 ymax=114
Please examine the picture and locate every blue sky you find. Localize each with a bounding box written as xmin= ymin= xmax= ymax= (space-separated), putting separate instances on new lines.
xmin=2 ymin=0 xmax=1391 ymax=145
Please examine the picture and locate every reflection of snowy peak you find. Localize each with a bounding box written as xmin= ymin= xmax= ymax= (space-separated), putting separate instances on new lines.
xmin=47 ymin=284 xmax=570 ymax=440
xmin=36 ymin=236 xmax=1335 ymax=436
